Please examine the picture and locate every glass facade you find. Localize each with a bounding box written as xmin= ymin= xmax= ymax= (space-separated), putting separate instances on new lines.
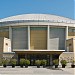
xmin=49 ymin=27 xmax=65 ymax=50
xmin=30 ymin=27 xmax=47 ymax=50
xmin=12 ymin=27 xmax=28 ymax=49
xmin=68 ymin=28 xmax=75 ymax=38
xmin=0 ymin=27 xmax=9 ymax=38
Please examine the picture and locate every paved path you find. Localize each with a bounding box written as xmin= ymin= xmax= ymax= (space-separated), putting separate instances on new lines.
xmin=0 ymin=66 xmax=74 ymax=75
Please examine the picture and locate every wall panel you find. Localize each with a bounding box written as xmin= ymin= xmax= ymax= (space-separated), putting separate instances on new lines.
xmin=49 ymin=27 xmax=65 ymax=50
xmin=30 ymin=27 xmax=47 ymax=50
xmin=0 ymin=28 xmax=9 ymax=38
xmin=12 ymin=27 xmax=28 ymax=49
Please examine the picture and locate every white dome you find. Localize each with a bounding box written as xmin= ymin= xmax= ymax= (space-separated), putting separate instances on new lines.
xmin=0 ymin=14 xmax=74 ymax=23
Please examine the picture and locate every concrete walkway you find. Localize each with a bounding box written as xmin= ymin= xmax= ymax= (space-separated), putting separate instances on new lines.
xmin=0 ymin=66 xmax=74 ymax=75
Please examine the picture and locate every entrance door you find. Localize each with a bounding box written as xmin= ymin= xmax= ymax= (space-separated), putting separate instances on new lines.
xmin=18 ymin=54 xmax=59 ymax=66
xmin=52 ymin=54 xmax=59 ymax=65
xmin=27 ymin=54 xmax=50 ymax=66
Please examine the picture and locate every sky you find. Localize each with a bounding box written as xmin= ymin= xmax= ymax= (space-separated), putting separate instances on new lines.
xmin=0 ymin=0 xmax=74 ymax=19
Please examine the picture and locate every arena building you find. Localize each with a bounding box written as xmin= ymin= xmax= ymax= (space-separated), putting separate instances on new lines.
xmin=0 ymin=14 xmax=75 ymax=65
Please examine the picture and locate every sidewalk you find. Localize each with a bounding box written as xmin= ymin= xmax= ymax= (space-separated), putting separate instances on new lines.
xmin=0 ymin=66 xmax=74 ymax=75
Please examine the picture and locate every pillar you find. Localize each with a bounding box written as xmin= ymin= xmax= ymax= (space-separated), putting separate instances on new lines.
xmin=28 ymin=26 xmax=30 ymax=50
xmin=47 ymin=25 xmax=49 ymax=50
xmin=66 ymin=26 xmax=68 ymax=51
xmin=9 ymin=26 xmax=12 ymax=51
xmin=50 ymin=54 xmax=53 ymax=66
xmin=66 ymin=26 xmax=68 ymax=40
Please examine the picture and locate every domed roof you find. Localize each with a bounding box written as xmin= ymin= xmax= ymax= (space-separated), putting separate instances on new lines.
xmin=0 ymin=14 xmax=74 ymax=23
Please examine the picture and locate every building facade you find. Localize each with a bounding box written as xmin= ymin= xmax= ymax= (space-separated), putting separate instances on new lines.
xmin=0 ymin=14 xmax=75 ymax=65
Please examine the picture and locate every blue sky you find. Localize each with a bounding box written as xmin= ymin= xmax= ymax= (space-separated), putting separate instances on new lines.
xmin=0 ymin=0 xmax=74 ymax=19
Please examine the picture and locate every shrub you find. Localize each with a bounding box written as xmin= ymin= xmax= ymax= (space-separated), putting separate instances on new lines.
xmin=60 ymin=60 xmax=67 ymax=65
xmin=71 ymin=60 xmax=75 ymax=65
xmin=53 ymin=59 xmax=59 ymax=65
xmin=41 ymin=59 xmax=47 ymax=66
xmin=20 ymin=58 xmax=25 ymax=66
xmin=35 ymin=60 xmax=41 ymax=66
xmin=10 ymin=59 xmax=17 ymax=66
xmin=24 ymin=59 xmax=30 ymax=66
xmin=2 ymin=58 xmax=9 ymax=66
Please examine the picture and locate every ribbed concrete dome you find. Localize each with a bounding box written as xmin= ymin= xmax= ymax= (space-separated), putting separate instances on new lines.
xmin=0 ymin=14 xmax=74 ymax=23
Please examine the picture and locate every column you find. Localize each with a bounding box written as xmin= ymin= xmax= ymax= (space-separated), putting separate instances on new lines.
xmin=66 ymin=26 xmax=68 ymax=40
xmin=73 ymin=40 xmax=75 ymax=60
xmin=28 ymin=26 xmax=30 ymax=50
xmin=47 ymin=25 xmax=50 ymax=50
xmin=9 ymin=26 xmax=12 ymax=51
xmin=65 ymin=26 xmax=68 ymax=51
xmin=50 ymin=54 xmax=53 ymax=66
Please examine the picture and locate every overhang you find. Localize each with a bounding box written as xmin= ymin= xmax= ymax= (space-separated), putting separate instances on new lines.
xmin=13 ymin=50 xmax=65 ymax=54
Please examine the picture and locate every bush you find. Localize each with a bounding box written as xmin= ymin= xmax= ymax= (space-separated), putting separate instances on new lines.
xmin=60 ymin=60 xmax=67 ymax=65
xmin=41 ymin=60 xmax=47 ymax=66
xmin=2 ymin=58 xmax=9 ymax=66
xmin=71 ymin=60 xmax=75 ymax=65
xmin=20 ymin=58 xmax=25 ymax=66
xmin=10 ymin=59 xmax=17 ymax=66
xmin=24 ymin=59 xmax=30 ymax=66
xmin=53 ymin=59 xmax=59 ymax=65
xmin=35 ymin=60 xmax=41 ymax=66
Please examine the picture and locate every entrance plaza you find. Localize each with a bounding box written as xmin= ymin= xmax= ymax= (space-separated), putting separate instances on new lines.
xmin=0 ymin=66 xmax=74 ymax=75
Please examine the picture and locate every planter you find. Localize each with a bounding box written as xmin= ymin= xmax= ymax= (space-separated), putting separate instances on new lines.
xmin=2 ymin=59 xmax=9 ymax=68
xmin=24 ymin=59 xmax=30 ymax=68
xmin=55 ymin=65 xmax=58 ymax=68
xmin=20 ymin=58 xmax=25 ymax=68
xmin=37 ymin=65 xmax=40 ymax=68
xmin=3 ymin=65 xmax=7 ymax=68
xmin=10 ymin=59 xmax=17 ymax=68
xmin=71 ymin=65 xmax=75 ymax=68
xmin=53 ymin=59 xmax=59 ymax=68
xmin=35 ymin=60 xmax=41 ymax=68
xmin=12 ymin=65 xmax=15 ymax=68
xmin=60 ymin=60 xmax=67 ymax=68
xmin=71 ymin=60 xmax=75 ymax=68
xmin=43 ymin=65 xmax=46 ymax=68
xmin=25 ymin=65 xmax=28 ymax=68
xmin=41 ymin=60 xmax=47 ymax=68
xmin=62 ymin=65 xmax=66 ymax=68
xmin=20 ymin=65 xmax=23 ymax=68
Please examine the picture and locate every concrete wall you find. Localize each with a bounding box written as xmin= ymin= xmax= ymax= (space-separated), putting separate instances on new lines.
xmin=3 ymin=37 xmax=11 ymax=52
xmin=0 ymin=37 xmax=11 ymax=53
xmin=0 ymin=37 xmax=12 ymax=58
xmin=3 ymin=53 xmax=15 ymax=59
xmin=59 ymin=52 xmax=74 ymax=63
